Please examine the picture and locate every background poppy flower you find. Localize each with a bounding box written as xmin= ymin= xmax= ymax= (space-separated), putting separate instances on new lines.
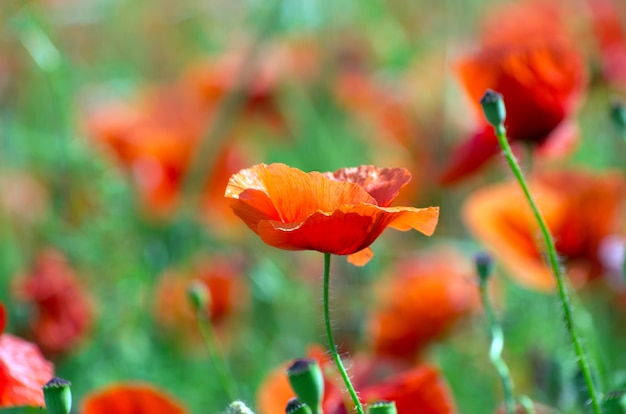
xmin=256 ymin=346 xmax=455 ymax=414
xmin=369 ymin=250 xmax=480 ymax=361
xmin=463 ymin=169 xmax=625 ymax=291
xmin=0 ymin=302 xmax=55 ymax=408
xmin=225 ymin=163 xmax=439 ymax=266
xmin=14 ymin=249 xmax=93 ymax=355
xmin=441 ymin=6 xmax=586 ymax=184
xmin=153 ymin=255 xmax=248 ymax=345
xmin=81 ymin=382 xmax=187 ymax=414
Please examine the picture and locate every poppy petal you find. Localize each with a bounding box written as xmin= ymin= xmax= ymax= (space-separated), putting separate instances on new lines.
xmin=256 ymin=205 xmax=439 ymax=256
xmin=81 ymin=383 xmax=187 ymax=414
xmin=348 ymin=248 xmax=374 ymax=266
xmin=323 ymin=166 xmax=412 ymax=207
xmin=0 ymin=334 xmax=54 ymax=408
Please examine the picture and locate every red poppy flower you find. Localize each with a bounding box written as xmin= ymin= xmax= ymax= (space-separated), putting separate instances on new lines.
xmin=257 ymin=348 xmax=455 ymax=414
xmin=225 ymin=163 xmax=439 ymax=266
xmin=14 ymin=249 xmax=93 ymax=355
xmin=153 ymin=255 xmax=247 ymax=344
xmin=0 ymin=302 xmax=55 ymax=408
xmin=441 ymin=7 xmax=586 ymax=184
xmin=586 ymin=0 xmax=626 ymax=91
xmin=463 ymin=169 xmax=625 ymax=291
xmin=81 ymin=383 xmax=187 ymax=414
xmin=369 ymin=250 xmax=480 ymax=360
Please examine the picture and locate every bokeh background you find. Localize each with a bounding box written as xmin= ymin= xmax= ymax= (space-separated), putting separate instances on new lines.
xmin=2 ymin=0 xmax=626 ymax=413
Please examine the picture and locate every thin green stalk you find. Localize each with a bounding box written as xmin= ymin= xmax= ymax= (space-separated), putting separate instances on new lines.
xmin=478 ymin=278 xmax=516 ymax=414
xmin=322 ymin=253 xmax=364 ymax=414
xmin=493 ymin=124 xmax=602 ymax=414
xmin=195 ymin=310 xmax=239 ymax=403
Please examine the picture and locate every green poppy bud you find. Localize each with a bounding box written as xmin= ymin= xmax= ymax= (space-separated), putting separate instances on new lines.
xmin=480 ymin=89 xmax=506 ymax=134
xmin=286 ymin=358 xmax=324 ymax=414
xmin=285 ymin=398 xmax=313 ymax=414
xmin=368 ymin=401 xmax=397 ymax=414
xmin=43 ymin=377 xmax=71 ymax=414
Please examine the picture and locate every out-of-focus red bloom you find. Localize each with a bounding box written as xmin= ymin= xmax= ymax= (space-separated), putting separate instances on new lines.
xmin=463 ymin=169 xmax=625 ymax=291
xmin=153 ymin=255 xmax=247 ymax=342
xmin=441 ymin=4 xmax=586 ymax=184
xmin=225 ymin=163 xmax=439 ymax=266
xmin=14 ymin=249 xmax=93 ymax=355
xmin=257 ymin=347 xmax=455 ymax=414
xmin=369 ymin=250 xmax=480 ymax=361
xmin=0 ymin=302 xmax=55 ymax=408
xmin=586 ymin=0 xmax=626 ymax=91
xmin=81 ymin=383 xmax=187 ymax=414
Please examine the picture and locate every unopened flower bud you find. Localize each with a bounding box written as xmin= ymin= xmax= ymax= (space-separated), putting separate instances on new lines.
xmin=610 ymin=100 xmax=626 ymax=133
xmin=286 ymin=358 xmax=324 ymax=413
xmin=474 ymin=252 xmax=494 ymax=283
xmin=286 ymin=398 xmax=313 ymax=414
xmin=368 ymin=401 xmax=397 ymax=414
xmin=480 ymin=89 xmax=506 ymax=133
xmin=187 ymin=280 xmax=210 ymax=316
xmin=43 ymin=377 xmax=71 ymax=414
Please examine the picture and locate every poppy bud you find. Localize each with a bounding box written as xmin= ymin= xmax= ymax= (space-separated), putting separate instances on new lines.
xmin=367 ymin=401 xmax=397 ymax=414
xmin=43 ymin=377 xmax=72 ymax=414
xmin=286 ymin=358 xmax=324 ymax=414
xmin=474 ymin=252 xmax=494 ymax=283
xmin=480 ymin=89 xmax=506 ymax=133
xmin=226 ymin=401 xmax=256 ymax=414
xmin=285 ymin=398 xmax=313 ymax=414
xmin=610 ymin=101 xmax=626 ymax=133
xmin=187 ymin=280 xmax=210 ymax=316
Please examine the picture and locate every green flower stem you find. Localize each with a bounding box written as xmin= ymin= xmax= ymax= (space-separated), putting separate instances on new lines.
xmin=478 ymin=277 xmax=516 ymax=414
xmin=492 ymin=124 xmax=602 ymax=414
xmin=323 ymin=253 xmax=364 ymax=414
xmin=195 ymin=310 xmax=239 ymax=403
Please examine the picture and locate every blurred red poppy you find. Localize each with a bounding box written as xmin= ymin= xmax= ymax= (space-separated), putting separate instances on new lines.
xmin=81 ymin=382 xmax=187 ymax=414
xmin=369 ymin=250 xmax=480 ymax=361
xmin=441 ymin=5 xmax=586 ymax=184
xmin=257 ymin=347 xmax=455 ymax=414
xmin=225 ymin=163 xmax=439 ymax=266
xmin=463 ymin=169 xmax=625 ymax=291
xmin=14 ymin=249 xmax=93 ymax=355
xmin=586 ymin=0 xmax=626 ymax=91
xmin=0 ymin=302 xmax=55 ymax=408
xmin=153 ymin=255 xmax=247 ymax=343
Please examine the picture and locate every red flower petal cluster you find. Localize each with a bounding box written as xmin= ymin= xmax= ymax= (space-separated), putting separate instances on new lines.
xmin=225 ymin=163 xmax=439 ymax=265
xmin=463 ymin=169 xmax=625 ymax=291
xmin=81 ymin=383 xmax=187 ymax=414
xmin=0 ymin=302 xmax=55 ymax=408
xmin=14 ymin=249 xmax=93 ymax=355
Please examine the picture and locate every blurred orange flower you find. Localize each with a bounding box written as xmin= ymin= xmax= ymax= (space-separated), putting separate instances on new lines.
xmin=81 ymin=382 xmax=187 ymax=414
xmin=441 ymin=5 xmax=586 ymax=184
xmin=225 ymin=163 xmax=439 ymax=266
xmin=369 ymin=251 xmax=480 ymax=360
xmin=153 ymin=255 xmax=247 ymax=342
xmin=257 ymin=347 xmax=455 ymax=414
xmin=463 ymin=169 xmax=625 ymax=291
xmin=0 ymin=302 xmax=55 ymax=408
xmin=14 ymin=249 xmax=93 ymax=355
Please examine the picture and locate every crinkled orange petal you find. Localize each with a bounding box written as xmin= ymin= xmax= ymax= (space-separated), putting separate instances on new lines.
xmin=81 ymin=383 xmax=187 ymax=414
xmin=348 ymin=248 xmax=374 ymax=266
xmin=361 ymin=365 xmax=456 ymax=414
xmin=323 ymin=166 xmax=412 ymax=207
xmin=463 ymin=180 xmax=565 ymax=291
xmin=0 ymin=334 xmax=54 ymax=408
xmin=226 ymin=163 xmax=376 ymax=226
xmin=256 ymin=204 xmax=439 ymax=257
